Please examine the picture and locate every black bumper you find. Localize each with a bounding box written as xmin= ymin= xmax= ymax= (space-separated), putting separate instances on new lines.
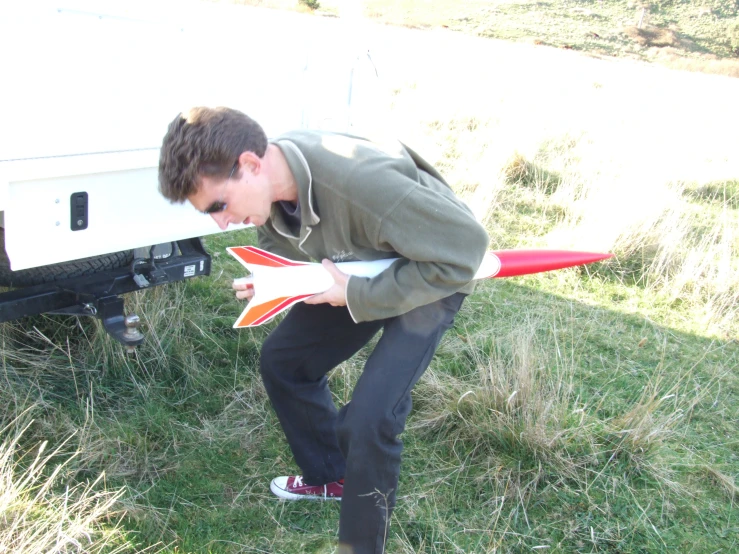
xmin=0 ymin=238 xmax=211 ymax=346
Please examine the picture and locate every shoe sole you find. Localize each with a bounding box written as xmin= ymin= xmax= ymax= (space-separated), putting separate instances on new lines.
xmin=269 ymin=480 xmax=342 ymax=501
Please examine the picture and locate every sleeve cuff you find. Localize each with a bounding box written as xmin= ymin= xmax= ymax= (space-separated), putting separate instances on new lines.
xmin=345 ymin=275 xmax=361 ymax=323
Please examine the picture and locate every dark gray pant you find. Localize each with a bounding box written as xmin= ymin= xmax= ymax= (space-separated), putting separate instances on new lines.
xmin=259 ymin=293 xmax=466 ymax=554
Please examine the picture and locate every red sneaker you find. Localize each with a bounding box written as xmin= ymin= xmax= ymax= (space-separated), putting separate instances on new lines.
xmin=270 ymin=475 xmax=343 ymax=501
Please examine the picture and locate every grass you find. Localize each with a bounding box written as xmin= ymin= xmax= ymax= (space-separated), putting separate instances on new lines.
xmin=0 ymin=412 xmax=131 ymax=553
xmin=2 ymin=0 xmax=739 ymax=552
xmin=232 ymin=0 xmax=739 ymax=77
xmin=335 ymin=0 xmax=739 ymax=78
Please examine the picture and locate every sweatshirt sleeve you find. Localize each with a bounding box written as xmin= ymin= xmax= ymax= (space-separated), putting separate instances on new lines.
xmin=345 ymin=175 xmax=489 ymax=323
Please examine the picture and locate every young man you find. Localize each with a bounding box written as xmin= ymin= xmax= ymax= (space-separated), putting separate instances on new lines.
xmin=158 ymin=106 xmax=489 ymax=554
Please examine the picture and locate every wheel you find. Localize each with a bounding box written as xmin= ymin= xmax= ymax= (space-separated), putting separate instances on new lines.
xmin=0 ymin=227 xmax=134 ymax=287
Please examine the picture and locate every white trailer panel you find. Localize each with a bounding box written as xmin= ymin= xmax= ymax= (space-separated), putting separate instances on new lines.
xmin=0 ymin=0 xmax=383 ymax=269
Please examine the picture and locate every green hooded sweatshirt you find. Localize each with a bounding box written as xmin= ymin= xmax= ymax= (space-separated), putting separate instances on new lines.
xmin=257 ymin=130 xmax=489 ymax=323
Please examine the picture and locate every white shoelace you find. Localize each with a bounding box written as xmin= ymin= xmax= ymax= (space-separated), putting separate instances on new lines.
xmin=291 ymin=476 xmax=330 ymax=498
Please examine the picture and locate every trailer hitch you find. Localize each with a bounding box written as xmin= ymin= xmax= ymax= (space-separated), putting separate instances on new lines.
xmin=0 ymin=238 xmax=210 ymax=351
xmin=96 ymin=296 xmax=144 ymax=352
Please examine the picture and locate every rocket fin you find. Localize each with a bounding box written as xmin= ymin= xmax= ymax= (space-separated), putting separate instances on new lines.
xmin=234 ymin=293 xmax=314 ymax=328
xmin=228 ymin=246 xmax=309 ymax=269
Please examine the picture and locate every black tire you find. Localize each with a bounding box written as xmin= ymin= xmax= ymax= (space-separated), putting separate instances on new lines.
xmin=0 ymin=227 xmax=134 ymax=287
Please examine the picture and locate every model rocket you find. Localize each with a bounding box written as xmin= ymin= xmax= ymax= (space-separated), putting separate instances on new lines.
xmin=227 ymin=246 xmax=612 ymax=328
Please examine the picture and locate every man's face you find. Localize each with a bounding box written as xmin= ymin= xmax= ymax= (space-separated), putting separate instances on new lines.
xmin=188 ymin=165 xmax=271 ymax=230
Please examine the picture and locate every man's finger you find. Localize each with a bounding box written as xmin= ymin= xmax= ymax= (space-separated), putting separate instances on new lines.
xmin=233 ymin=276 xmax=254 ymax=291
xmin=321 ymin=258 xmax=343 ymax=278
xmin=304 ymin=292 xmax=325 ymax=305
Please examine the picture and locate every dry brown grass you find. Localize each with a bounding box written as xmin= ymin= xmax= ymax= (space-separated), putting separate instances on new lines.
xmin=0 ymin=415 xmax=130 ymax=554
xmin=623 ymin=26 xmax=682 ymax=48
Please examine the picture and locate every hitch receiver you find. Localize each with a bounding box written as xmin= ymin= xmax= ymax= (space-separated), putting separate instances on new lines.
xmin=97 ymin=296 xmax=145 ymax=349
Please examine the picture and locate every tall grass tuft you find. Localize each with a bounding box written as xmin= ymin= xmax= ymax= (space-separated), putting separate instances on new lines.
xmin=411 ymin=316 xmax=701 ymax=506
xmin=413 ymin=321 xmax=583 ymax=489
xmin=554 ymin=172 xmax=737 ymax=335
xmin=484 ymin=137 xmax=739 ymax=337
xmin=0 ymin=414 xmax=129 ymax=554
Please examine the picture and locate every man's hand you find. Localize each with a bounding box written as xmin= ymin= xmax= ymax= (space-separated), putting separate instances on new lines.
xmin=233 ymin=276 xmax=255 ymax=301
xmin=304 ymin=259 xmax=349 ymax=307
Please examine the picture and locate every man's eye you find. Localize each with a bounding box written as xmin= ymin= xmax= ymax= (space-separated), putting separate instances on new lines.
xmin=203 ymin=202 xmax=227 ymax=214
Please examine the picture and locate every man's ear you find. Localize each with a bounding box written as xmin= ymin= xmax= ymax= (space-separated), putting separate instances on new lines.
xmin=238 ymin=151 xmax=261 ymax=176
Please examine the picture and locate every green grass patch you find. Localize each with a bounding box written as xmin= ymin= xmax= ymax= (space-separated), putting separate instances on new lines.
xmin=327 ymin=0 xmax=739 ymax=77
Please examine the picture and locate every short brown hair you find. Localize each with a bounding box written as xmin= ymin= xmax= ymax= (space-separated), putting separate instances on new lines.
xmin=158 ymin=107 xmax=268 ymax=203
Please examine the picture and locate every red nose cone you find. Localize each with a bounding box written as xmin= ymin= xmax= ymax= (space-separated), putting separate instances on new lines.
xmin=493 ymin=250 xmax=613 ymax=278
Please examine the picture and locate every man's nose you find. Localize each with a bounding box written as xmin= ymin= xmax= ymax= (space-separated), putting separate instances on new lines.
xmin=211 ymin=212 xmax=229 ymax=230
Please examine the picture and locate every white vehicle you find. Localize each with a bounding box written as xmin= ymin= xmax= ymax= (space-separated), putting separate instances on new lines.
xmin=0 ymin=0 xmax=382 ymax=347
